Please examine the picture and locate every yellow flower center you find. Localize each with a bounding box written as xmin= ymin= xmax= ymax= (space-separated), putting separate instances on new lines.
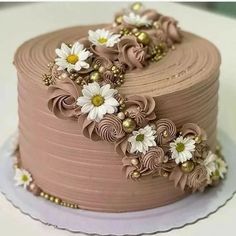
xmin=21 ymin=174 xmax=29 ymax=182
xmin=136 ymin=134 xmax=144 ymax=142
xmin=91 ymin=95 xmax=105 ymax=107
xmin=98 ymin=37 xmax=108 ymax=44
xmin=67 ymin=54 xmax=79 ymax=64
xmin=176 ymin=142 xmax=185 ymax=152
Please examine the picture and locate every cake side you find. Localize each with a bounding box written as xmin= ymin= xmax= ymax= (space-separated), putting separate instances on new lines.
xmin=14 ymin=23 xmax=221 ymax=212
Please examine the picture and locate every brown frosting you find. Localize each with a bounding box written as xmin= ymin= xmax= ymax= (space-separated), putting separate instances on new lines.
xmin=155 ymin=118 xmax=177 ymax=145
xmin=141 ymin=9 xmax=161 ymax=21
xmin=14 ymin=24 xmax=220 ymax=212
xmin=159 ymin=16 xmax=182 ymax=46
xmin=48 ymin=78 xmax=81 ymax=119
xmin=97 ymin=114 xmax=125 ymax=143
xmin=187 ymin=165 xmax=208 ymax=192
xmin=140 ymin=147 xmax=167 ymax=175
xmin=125 ymin=95 xmax=156 ymax=126
xmin=90 ymin=44 xmax=118 ymax=62
xmin=181 ymin=123 xmax=207 ymax=140
xmin=117 ymin=36 xmax=147 ymax=70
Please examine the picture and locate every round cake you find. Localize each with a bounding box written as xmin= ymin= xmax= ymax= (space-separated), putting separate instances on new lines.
xmin=13 ymin=4 xmax=226 ymax=213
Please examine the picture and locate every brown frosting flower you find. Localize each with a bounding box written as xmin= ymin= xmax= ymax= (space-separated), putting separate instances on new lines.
xmin=159 ymin=16 xmax=182 ymax=46
xmin=97 ymin=114 xmax=126 ymax=143
xmin=187 ymin=165 xmax=208 ymax=192
xmin=78 ymin=113 xmax=101 ymax=141
xmin=169 ymin=164 xmax=208 ymax=192
xmin=193 ymin=141 xmax=210 ymax=162
xmin=48 ymin=78 xmax=80 ymax=119
xmin=181 ymin=123 xmax=207 ymax=141
xmin=90 ymin=44 xmax=118 ymax=62
xmin=125 ymin=95 xmax=156 ymax=126
xmin=141 ymin=9 xmax=161 ymax=21
xmin=155 ymin=118 xmax=177 ymax=145
xmin=140 ymin=147 xmax=172 ymax=175
xmin=117 ymin=36 xmax=147 ymax=70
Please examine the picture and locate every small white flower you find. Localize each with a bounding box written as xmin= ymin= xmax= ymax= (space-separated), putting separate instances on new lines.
xmin=77 ymin=82 xmax=119 ymax=122
xmin=123 ymin=12 xmax=152 ymax=27
xmin=170 ymin=136 xmax=196 ymax=164
xmin=55 ymin=42 xmax=92 ymax=72
xmin=14 ymin=168 xmax=32 ymax=189
xmin=88 ymin=29 xmax=121 ymax=47
xmin=128 ymin=125 xmax=157 ymax=154
xmin=202 ymin=151 xmax=217 ymax=180
xmin=215 ymin=158 xmax=227 ymax=179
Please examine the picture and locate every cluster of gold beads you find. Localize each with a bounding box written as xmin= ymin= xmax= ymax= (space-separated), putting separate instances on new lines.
xmin=40 ymin=191 xmax=79 ymax=209
xmin=42 ymin=73 xmax=54 ymax=86
xmin=150 ymin=43 xmax=167 ymax=62
xmin=119 ymin=28 xmax=150 ymax=46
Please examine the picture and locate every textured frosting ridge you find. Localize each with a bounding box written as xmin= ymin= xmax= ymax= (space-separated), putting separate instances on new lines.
xmin=14 ymin=22 xmax=220 ymax=212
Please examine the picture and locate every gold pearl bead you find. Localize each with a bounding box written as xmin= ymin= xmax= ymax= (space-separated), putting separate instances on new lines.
xmin=122 ymin=118 xmax=136 ymax=133
xmin=195 ymin=136 xmax=202 ymax=144
xmin=132 ymin=171 xmax=141 ymax=179
xmin=44 ymin=194 xmax=49 ymax=200
xmin=40 ymin=191 xmax=45 ymax=197
xmin=117 ymin=112 xmax=125 ymax=120
xmin=98 ymin=66 xmax=105 ymax=73
xmin=162 ymin=130 xmax=168 ymax=138
xmin=180 ymin=161 xmax=195 ymax=173
xmin=90 ymin=71 xmax=101 ymax=82
xmin=93 ymin=64 xmax=99 ymax=70
xmin=54 ymin=198 xmax=61 ymax=204
xmin=131 ymin=158 xmax=139 ymax=166
xmin=115 ymin=15 xmax=123 ymax=24
xmin=131 ymin=2 xmax=143 ymax=12
xmin=137 ymin=32 xmax=150 ymax=45
xmin=162 ymin=172 xmax=169 ymax=178
xmin=49 ymin=196 xmax=54 ymax=202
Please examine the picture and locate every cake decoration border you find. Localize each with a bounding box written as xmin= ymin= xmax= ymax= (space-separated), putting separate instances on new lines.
xmin=36 ymin=2 xmax=228 ymax=195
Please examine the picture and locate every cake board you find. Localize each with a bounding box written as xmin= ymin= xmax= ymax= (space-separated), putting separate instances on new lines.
xmin=0 ymin=130 xmax=235 ymax=236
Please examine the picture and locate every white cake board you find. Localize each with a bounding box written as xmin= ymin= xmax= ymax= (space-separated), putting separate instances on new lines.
xmin=0 ymin=131 xmax=235 ymax=236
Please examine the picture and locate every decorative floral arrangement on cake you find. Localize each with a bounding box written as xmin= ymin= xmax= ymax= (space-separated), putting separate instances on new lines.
xmin=22 ymin=2 xmax=227 ymax=198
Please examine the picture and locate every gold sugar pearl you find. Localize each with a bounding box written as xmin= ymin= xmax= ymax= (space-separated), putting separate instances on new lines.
xmin=162 ymin=172 xmax=169 ymax=178
xmin=131 ymin=158 xmax=139 ymax=166
xmin=90 ymin=71 xmax=101 ymax=82
xmin=98 ymin=66 xmax=105 ymax=73
xmin=132 ymin=171 xmax=141 ymax=179
xmin=162 ymin=130 xmax=168 ymax=138
xmin=195 ymin=136 xmax=202 ymax=144
xmin=49 ymin=196 xmax=55 ymax=202
xmin=131 ymin=2 xmax=143 ymax=12
xmin=40 ymin=191 xmax=45 ymax=197
xmin=122 ymin=118 xmax=136 ymax=133
xmin=117 ymin=112 xmax=125 ymax=120
xmin=54 ymin=198 xmax=61 ymax=205
xmin=115 ymin=15 xmax=123 ymax=25
xmin=180 ymin=161 xmax=195 ymax=173
xmin=137 ymin=32 xmax=150 ymax=45
xmin=44 ymin=194 xmax=49 ymax=200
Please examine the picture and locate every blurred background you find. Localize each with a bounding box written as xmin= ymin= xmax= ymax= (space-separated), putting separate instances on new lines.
xmin=0 ymin=2 xmax=236 ymax=18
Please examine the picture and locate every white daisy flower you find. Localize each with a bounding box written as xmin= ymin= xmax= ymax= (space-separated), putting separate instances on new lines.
xmin=128 ymin=125 xmax=157 ymax=154
xmin=170 ymin=136 xmax=196 ymax=164
xmin=215 ymin=158 xmax=227 ymax=179
xmin=14 ymin=168 xmax=32 ymax=189
xmin=123 ymin=12 xmax=152 ymax=27
xmin=55 ymin=42 xmax=92 ymax=72
xmin=77 ymin=82 xmax=119 ymax=122
xmin=202 ymin=151 xmax=217 ymax=180
xmin=88 ymin=29 xmax=121 ymax=47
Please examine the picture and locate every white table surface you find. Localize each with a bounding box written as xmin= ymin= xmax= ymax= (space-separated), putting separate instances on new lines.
xmin=0 ymin=2 xmax=236 ymax=236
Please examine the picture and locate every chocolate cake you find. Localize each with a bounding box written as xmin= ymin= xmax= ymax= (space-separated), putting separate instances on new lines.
xmin=13 ymin=3 xmax=227 ymax=212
